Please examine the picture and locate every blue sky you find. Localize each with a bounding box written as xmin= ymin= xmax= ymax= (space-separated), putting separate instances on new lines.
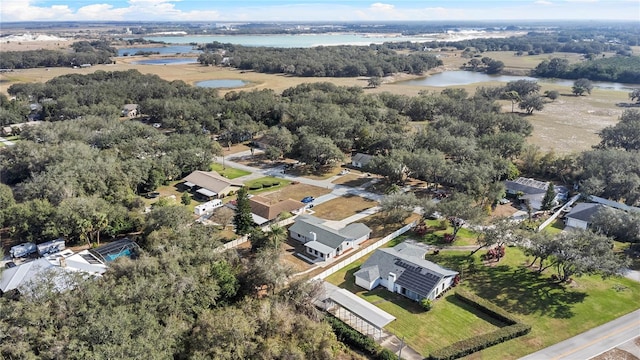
xmin=1 ymin=0 xmax=639 ymax=22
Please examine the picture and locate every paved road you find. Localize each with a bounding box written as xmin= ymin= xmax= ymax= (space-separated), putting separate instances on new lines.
xmin=520 ymin=309 xmax=640 ymax=360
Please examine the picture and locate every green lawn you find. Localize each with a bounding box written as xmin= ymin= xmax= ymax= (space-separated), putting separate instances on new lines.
xmin=426 ymin=248 xmax=640 ymax=359
xmin=244 ymin=176 xmax=291 ymax=194
xmin=210 ymin=163 xmax=251 ymax=179
xmin=543 ymin=218 xmax=565 ymax=235
xmin=326 ymin=244 xmax=640 ymax=359
xmin=415 ymin=219 xmax=479 ymax=246
xmin=326 ymin=255 xmax=507 ymax=356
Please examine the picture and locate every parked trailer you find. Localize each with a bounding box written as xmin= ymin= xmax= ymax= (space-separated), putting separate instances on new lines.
xmin=37 ymin=239 xmax=66 ymax=256
xmin=194 ymin=199 xmax=223 ymax=215
xmin=10 ymin=243 xmax=37 ymax=258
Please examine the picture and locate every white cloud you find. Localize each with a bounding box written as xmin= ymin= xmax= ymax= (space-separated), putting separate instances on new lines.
xmin=0 ymin=0 xmax=637 ymax=22
xmin=370 ymin=3 xmax=395 ymax=12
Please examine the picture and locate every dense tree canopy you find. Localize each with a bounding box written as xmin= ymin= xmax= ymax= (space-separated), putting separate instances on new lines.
xmin=198 ymin=42 xmax=443 ymax=77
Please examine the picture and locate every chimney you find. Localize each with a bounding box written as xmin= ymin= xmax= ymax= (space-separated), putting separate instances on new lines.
xmin=387 ymin=273 xmax=396 ymax=292
xmin=59 ymin=257 xmax=67 ymax=268
xmin=310 ymin=231 xmax=317 ymax=242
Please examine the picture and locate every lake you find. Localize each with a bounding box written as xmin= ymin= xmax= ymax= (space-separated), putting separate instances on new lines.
xmin=132 ymin=33 xmax=437 ymax=48
xmin=196 ymin=79 xmax=248 ymax=89
xmin=131 ymin=58 xmax=198 ymax=65
xmin=399 ymin=71 xmax=636 ymax=90
xmin=118 ymin=45 xmax=201 ymax=56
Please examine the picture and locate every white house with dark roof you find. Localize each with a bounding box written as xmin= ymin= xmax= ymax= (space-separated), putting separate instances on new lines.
xmin=565 ymin=203 xmax=606 ymax=229
xmin=289 ymin=215 xmax=371 ymax=261
xmin=351 ymin=153 xmax=374 ymax=168
xmin=354 ymin=241 xmax=458 ymax=302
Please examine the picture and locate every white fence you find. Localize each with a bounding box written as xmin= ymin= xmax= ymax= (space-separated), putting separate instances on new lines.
xmin=310 ymin=220 xmax=418 ymax=281
xmin=537 ymin=194 xmax=580 ymax=232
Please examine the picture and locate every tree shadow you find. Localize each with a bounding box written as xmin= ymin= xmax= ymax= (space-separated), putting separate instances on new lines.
xmin=463 ymin=263 xmax=588 ymax=319
xmin=615 ymin=102 xmax=640 ymax=108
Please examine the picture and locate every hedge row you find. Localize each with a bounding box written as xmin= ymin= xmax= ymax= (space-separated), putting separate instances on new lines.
xmin=453 ymin=288 xmax=519 ymax=325
xmin=428 ymin=323 xmax=531 ymax=360
xmin=325 ymin=314 xmax=398 ymax=360
xmin=248 ymin=181 xmax=280 ymax=190
xmin=428 ymin=290 xmax=531 ymax=360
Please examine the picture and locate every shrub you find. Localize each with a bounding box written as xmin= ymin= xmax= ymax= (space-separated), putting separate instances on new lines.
xmin=271 ymin=182 xmax=280 ymax=186
xmin=421 ymin=298 xmax=433 ymax=311
xmin=429 ymin=323 xmax=531 ymax=360
xmin=263 ymin=183 xmax=272 ymax=188
xmin=249 ymin=185 xmax=262 ymax=190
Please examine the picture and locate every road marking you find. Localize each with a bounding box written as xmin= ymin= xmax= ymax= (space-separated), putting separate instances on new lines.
xmin=552 ymin=319 xmax=640 ymax=360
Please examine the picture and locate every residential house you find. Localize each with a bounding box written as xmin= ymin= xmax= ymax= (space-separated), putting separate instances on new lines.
xmin=504 ymin=177 xmax=564 ymax=211
xmin=351 ymin=153 xmax=374 ymax=168
xmin=121 ymin=104 xmax=138 ymax=118
xmin=249 ymin=195 xmax=306 ymax=225
xmin=354 ymin=241 xmax=458 ymax=302
xmin=0 ymin=249 xmax=108 ymax=296
xmin=565 ymin=203 xmax=606 ymax=229
xmin=182 ymin=170 xmax=243 ymax=200
xmin=289 ymin=215 xmax=371 ymax=261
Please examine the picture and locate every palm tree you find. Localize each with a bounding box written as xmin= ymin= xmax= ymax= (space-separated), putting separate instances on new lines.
xmin=269 ymin=225 xmax=286 ymax=251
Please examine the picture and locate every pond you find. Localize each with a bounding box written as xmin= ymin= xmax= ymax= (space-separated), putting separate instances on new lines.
xmin=131 ymin=58 xmax=198 ymax=65
xmin=398 ymin=71 xmax=636 ymax=90
xmin=118 ymin=45 xmax=201 ymax=56
xmin=196 ymin=79 xmax=248 ymax=89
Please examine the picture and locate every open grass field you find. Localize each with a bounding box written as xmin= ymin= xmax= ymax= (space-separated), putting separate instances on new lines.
xmin=310 ymin=194 xmax=378 ymax=220
xmin=415 ymin=219 xmax=480 ymax=247
xmin=331 ymin=172 xmax=373 ymax=187
xmin=326 ymin=245 xmax=640 ymax=359
xmin=209 ymin=163 xmax=251 ymax=179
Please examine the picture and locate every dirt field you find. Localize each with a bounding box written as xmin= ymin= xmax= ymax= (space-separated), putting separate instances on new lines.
xmin=311 ymin=194 xmax=378 ymax=221
xmin=260 ymin=183 xmax=331 ymax=203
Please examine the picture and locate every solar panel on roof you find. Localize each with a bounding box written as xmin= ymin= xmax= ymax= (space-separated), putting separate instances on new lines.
xmin=80 ymin=253 xmax=102 ymax=264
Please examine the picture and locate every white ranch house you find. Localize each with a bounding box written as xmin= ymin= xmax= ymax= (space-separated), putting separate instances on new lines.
xmin=354 ymin=241 xmax=458 ymax=302
xmin=289 ymin=215 xmax=371 ymax=261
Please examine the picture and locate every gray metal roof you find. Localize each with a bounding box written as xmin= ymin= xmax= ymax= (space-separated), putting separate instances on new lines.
xmin=352 ymin=153 xmax=374 ymax=164
xmin=323 ymin=282 xmax=395 ymax=329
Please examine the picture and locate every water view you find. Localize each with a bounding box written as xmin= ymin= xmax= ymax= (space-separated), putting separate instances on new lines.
xmin=399 ymin=71 xmax=635 ymax=90
xmin=133 ymin=33 xmax=437 ymax=48
xmin=118 ymin=45 xmax=201 ymax=56
xmin=131 ymin=58 xmax=198 ymax=65
xmin=196 ymin=79 xmax=248 ymax=89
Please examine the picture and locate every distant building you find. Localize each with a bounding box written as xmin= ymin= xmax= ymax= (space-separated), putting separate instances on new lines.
xmin=504 ymin=177 xmax=564 ymax=211
xmin=121 ymin=104 xmax=138 ymax=118
xmin=351 ymin=153 xmax=374 ymax=168
xmin=182 ymin=170 xmax=243 ymax=200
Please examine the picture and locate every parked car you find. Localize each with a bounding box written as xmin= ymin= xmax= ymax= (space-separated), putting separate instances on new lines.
xmin=339 ymin=169 xmax=349 ymax=175
xmin=144 ymin=192 xmax=160 ymax=199
xmin=5 ymin=261 xmax=16 ymax=269
xmin=301 ymin=196 xmax=314 ymax=203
